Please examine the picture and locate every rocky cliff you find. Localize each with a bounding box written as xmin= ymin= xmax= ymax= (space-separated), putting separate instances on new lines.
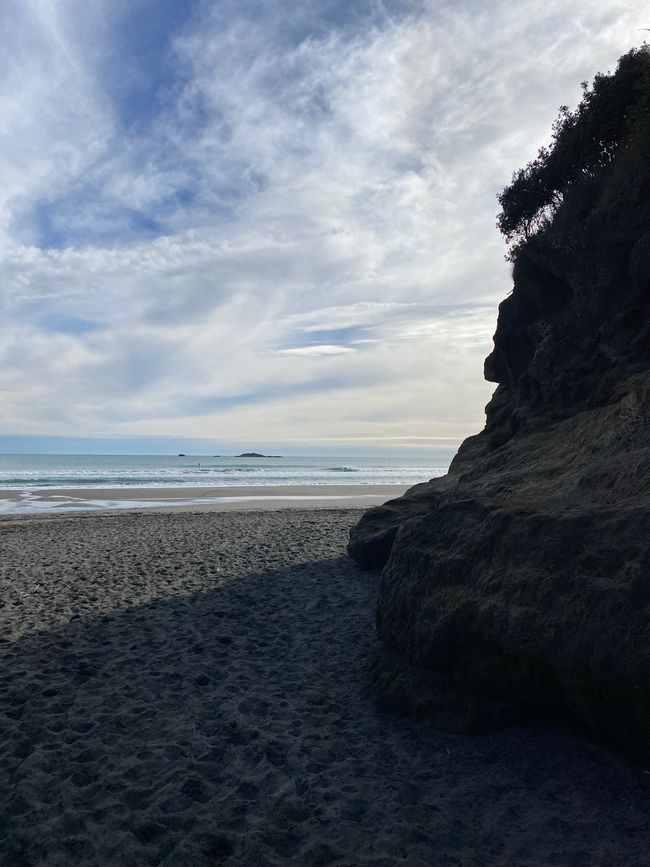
xmin=349 ymin=59 xmax=650 ymax=760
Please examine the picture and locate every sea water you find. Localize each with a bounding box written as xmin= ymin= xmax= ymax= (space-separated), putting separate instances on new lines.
xmin=0 ymin=454 xmax=448 ymax=489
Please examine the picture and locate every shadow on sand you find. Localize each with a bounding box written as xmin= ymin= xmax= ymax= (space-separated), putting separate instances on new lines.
xmin=1 ymin=520 xmax=649 ymax=866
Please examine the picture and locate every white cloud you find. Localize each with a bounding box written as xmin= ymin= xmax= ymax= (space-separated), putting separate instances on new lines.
xmin=276 ymin=345 xmax=357 ymax=357
xmin=0 ymin=1 xmax=115 ymax=246
xmin=0 ymin=0 xmax=645 ymax=451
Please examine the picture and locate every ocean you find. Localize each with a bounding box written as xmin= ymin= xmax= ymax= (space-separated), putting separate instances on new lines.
xmin=0 ymin=454 xmax=449 ymax=514
xmin=0 ymin=453 xmax=448 ymax=489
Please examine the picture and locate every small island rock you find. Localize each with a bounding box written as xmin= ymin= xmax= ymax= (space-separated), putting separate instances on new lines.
xmin=236 ymin=452 xmax=283 ymax=458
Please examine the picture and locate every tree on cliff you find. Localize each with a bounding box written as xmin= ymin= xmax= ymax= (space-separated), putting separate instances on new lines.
xmin=497 ymin=44 xmax=650 ymax=259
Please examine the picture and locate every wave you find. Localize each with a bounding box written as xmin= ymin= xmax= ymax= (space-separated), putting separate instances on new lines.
xmin=0 ymin=456 xmax=449 ymax=491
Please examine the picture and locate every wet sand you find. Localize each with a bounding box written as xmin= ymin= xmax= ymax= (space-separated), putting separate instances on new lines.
xmin=0 ymin=484 xmax=409 ymax=516
xmin=1 ymin=508 xmax=649 ymax=866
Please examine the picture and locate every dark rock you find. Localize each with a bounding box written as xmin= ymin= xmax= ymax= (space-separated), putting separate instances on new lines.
xmin=349 ymin=115 xmax=650 ymax=761
xmin=235 ymin=452 xmax=282 ymax=458
xmin=181 ymin=777 xmax=210 ymax=803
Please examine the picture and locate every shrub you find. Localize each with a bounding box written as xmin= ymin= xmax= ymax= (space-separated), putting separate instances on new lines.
xmin=497 ymin=45 xmax=650 ymax=259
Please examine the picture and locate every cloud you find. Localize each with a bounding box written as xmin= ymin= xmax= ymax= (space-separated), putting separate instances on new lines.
xmin=0 ymin=0 xmax=645 ymax=451
xmin=276 ymin=345 xmax=357 ymax=357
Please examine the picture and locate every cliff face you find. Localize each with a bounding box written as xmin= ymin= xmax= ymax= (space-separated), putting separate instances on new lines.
xmin=348 ymin=154 xmax=650 ymax=759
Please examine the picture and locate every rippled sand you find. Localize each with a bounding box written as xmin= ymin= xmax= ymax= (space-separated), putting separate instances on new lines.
xmin=1 ymin=509 xmax=648 ymax=866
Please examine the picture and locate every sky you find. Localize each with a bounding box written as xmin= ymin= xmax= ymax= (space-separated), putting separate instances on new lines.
xmin=0 ymin=0 xmax=646 ymax=456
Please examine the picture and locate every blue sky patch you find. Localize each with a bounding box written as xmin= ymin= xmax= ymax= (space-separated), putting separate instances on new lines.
xmin=98 ymin=0 xmax=201 ymax=133
xmin=37 ymin=314 xmax=101 ymax=336
xmin=285 ymin=326 xmax=369 ymax=349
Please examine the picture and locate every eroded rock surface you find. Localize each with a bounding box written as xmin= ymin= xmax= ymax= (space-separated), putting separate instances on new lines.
xmin=349 ymin=156 xmax=650 ymax=761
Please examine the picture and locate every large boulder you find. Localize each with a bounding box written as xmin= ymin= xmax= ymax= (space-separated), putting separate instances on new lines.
xmin=349 ymin=138 xmax=650 ymax=761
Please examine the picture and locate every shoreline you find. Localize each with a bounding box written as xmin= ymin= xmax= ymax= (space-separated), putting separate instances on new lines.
xmin=0 ymin=483 xmax=410 ymax=516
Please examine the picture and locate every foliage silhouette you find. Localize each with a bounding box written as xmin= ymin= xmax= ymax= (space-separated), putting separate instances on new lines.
xmin=497 ymin=45 xmax=650 ymax=259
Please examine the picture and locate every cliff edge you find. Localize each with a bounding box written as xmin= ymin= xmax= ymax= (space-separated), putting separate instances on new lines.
xmin=349 ymin=47 xmax=650 ymax=760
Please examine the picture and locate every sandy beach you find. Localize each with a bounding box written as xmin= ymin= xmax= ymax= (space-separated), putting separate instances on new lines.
xmin=1 ymin=507 xmax=649 ymax=866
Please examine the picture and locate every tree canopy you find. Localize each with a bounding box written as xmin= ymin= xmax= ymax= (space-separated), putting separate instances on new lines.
xmin=497 ymin=45 xmax=650 ymax=259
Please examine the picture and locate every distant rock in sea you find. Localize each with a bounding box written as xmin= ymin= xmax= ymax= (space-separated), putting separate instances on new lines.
xmin=349 ymin=47 xmax=650 ymax=761
xmin=236 ymin=452 xmax=282 ymax=458
xmin=177 ymin=453 xmax=186 ymax=457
